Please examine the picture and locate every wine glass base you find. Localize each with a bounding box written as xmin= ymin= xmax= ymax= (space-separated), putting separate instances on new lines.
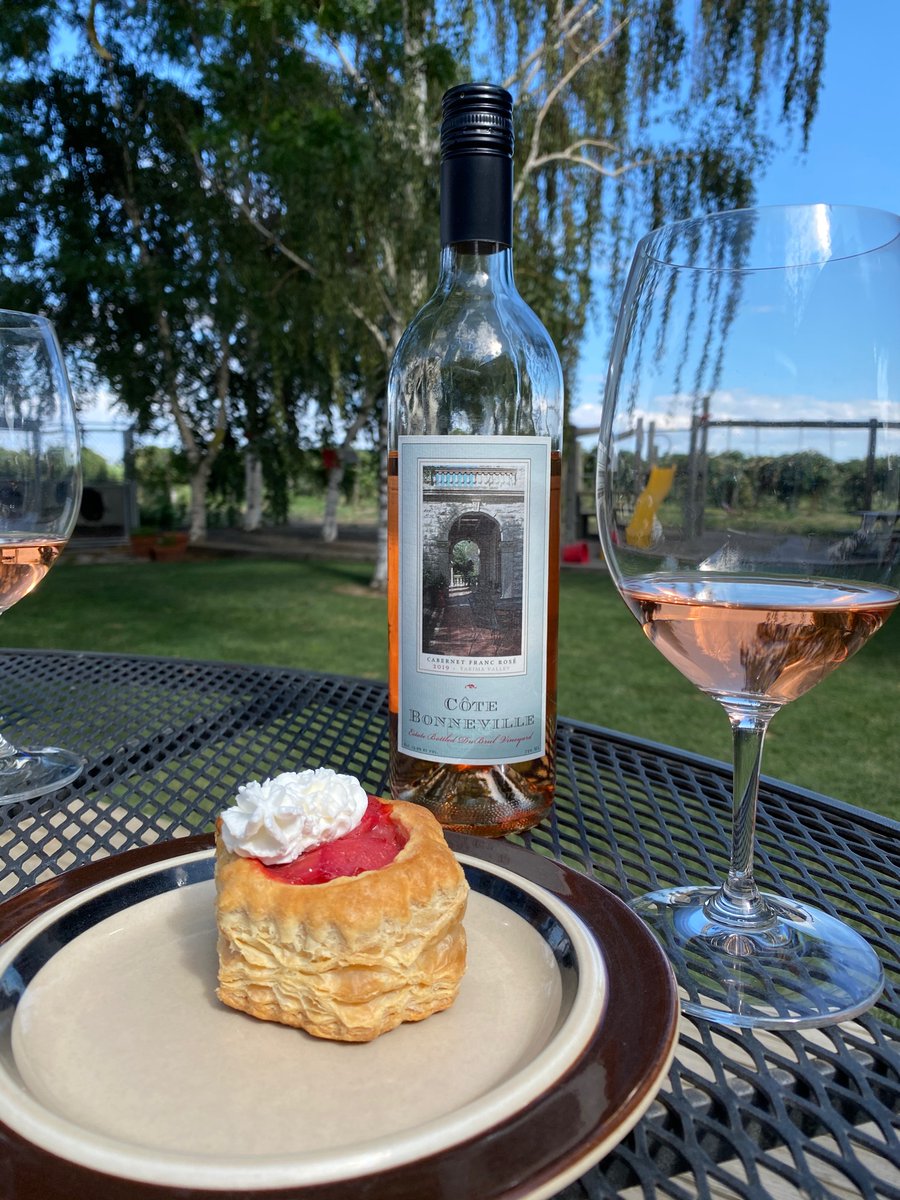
xmin=632 ymin=886 xmax=884 ymax=1030
xmin=0 ymin=747 xmax=85 ymax=805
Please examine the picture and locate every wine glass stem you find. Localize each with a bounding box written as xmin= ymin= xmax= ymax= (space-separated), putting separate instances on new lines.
xmin=705 ymin=708 xmax=776 ymax=927
xmin=0 ymin=731 xmax=18 ymax=762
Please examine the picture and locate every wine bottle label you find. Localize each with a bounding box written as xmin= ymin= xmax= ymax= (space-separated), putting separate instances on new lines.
xmin=397 ymin=435 xmax=551 ymax=765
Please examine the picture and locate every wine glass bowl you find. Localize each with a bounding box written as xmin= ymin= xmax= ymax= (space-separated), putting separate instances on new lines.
xmin=0 ymin=310 xmax=83 ymax=803
xmin=596 ymin=205 xmax=900 ymax=1028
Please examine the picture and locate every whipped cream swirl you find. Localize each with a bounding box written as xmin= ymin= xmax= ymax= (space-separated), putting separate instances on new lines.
xmin=219 ymin=768 xmax=368 ymax=865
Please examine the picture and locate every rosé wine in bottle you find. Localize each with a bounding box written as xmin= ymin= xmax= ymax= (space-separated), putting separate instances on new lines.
xmin=387 ymin=85 xmax=563 ymax=836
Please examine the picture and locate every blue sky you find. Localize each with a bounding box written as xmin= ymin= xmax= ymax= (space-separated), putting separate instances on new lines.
xmin=78 ymin=3 xmax=899 ymax=464
xmin=755 ymin=2 xmax=897 ymax=213
xmin=572 ymin=1 xmax=900 ymax=431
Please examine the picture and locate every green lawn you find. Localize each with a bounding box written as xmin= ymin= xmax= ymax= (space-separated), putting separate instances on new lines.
xmin=2 ymin=555 xmax=897 ymax=820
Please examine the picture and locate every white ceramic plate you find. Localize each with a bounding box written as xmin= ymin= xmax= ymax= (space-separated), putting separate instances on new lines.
xmin=0 ymin=835 xmax=680 ymax=1199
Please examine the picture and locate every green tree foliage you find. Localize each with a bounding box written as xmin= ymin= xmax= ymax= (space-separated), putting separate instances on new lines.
xmin=0 ymin=2 xmax=322 ymax=539
xmin=0 ymin=0 xmax=828 ymax=562
xmin=0 ymin=21 xmax=236 ymax=538
xmin=622 ymin=447 xmax=891 ymax=526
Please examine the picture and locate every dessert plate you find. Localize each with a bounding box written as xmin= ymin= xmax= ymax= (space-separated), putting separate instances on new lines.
xmin=0 ymin=833 xmax=679 ymax=1199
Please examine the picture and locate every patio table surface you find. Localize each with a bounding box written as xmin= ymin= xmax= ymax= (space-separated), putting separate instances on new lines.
xmin=0 ymin=649 xmax=896 ymax=1200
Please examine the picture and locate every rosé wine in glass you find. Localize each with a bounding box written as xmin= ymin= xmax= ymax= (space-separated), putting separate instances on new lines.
xmin=0 ymin=311 xmax=83 ymax=803
xmin=596 ymin=205 xmax=900 ymax=1029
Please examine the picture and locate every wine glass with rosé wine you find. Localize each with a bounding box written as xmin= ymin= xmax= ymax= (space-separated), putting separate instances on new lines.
xmin=595 ymin=205 xmax=900 ymax=1029
xmin=0 ymin=310 xmax=83 ymax=803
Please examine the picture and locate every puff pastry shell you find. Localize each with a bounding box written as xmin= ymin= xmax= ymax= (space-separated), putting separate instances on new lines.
xmin=214 ymin=799 xmax=468 ymax=1042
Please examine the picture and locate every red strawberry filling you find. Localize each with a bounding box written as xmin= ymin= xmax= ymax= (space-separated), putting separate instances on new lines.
xmin=258 ymin=796 xmax=407 ymax=885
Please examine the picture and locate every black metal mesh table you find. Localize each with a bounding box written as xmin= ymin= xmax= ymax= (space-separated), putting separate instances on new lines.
xmin=0 ymin=650 xmax=897 ymax=1199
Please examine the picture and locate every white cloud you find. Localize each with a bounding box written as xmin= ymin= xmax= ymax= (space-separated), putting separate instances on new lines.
xmin=570 ymin=401 xmax=604 ymax=430
xmin=75 ymin=383 xmax=132 ymax=428
xmin=570 ymin=387 xmax=899 ymax=462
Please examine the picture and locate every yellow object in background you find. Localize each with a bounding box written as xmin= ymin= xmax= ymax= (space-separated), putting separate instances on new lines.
xmin=626 ymin=466 xmax=675 ymax=548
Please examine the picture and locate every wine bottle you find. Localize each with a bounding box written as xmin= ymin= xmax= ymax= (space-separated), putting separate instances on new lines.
xmin=387 ymin=83 xmax=563 ymax=836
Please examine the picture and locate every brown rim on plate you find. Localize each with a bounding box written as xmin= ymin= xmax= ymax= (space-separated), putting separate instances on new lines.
xmin=0 ymin=832 xmax=679 ymax=1200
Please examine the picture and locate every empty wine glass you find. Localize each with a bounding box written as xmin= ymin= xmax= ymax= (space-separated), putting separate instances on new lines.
xmin=0 ymin=310 xmax=83 ymax=803
xmin=596 ymin=205 xmax=900 ymax=1028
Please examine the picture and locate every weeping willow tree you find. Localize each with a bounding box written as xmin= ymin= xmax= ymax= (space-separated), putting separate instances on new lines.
xmin=495 ymin=0 xmax=827 ymax=367
xmin=0 ymin=0 xmax=827 ymax=564
xmin=185 ymin=0 xmax=826 ymax=575
xmin=481 ymin=1 xmax=825 ymax=537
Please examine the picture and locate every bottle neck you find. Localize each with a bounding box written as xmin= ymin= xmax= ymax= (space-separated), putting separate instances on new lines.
xmin=440 ymin=152 xmax=512 ymax=249
xmin=436 ymin=243 xmax=515 ymax=295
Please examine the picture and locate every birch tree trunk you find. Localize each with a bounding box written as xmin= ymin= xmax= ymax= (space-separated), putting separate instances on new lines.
xmin=171 ymin=341 xmax=230 ymax=544
xmin=370 ymin=411 xmax=390 ymax=590
xmin=370 ymin=313 xmax=406 ymax=590
xmin=189 ymin=461 xmax=213 ymax=542
xmin=243 ymin=450 xmax=264 ymax=531
xmin=322 ymin=463 xmax=344 ymax=542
